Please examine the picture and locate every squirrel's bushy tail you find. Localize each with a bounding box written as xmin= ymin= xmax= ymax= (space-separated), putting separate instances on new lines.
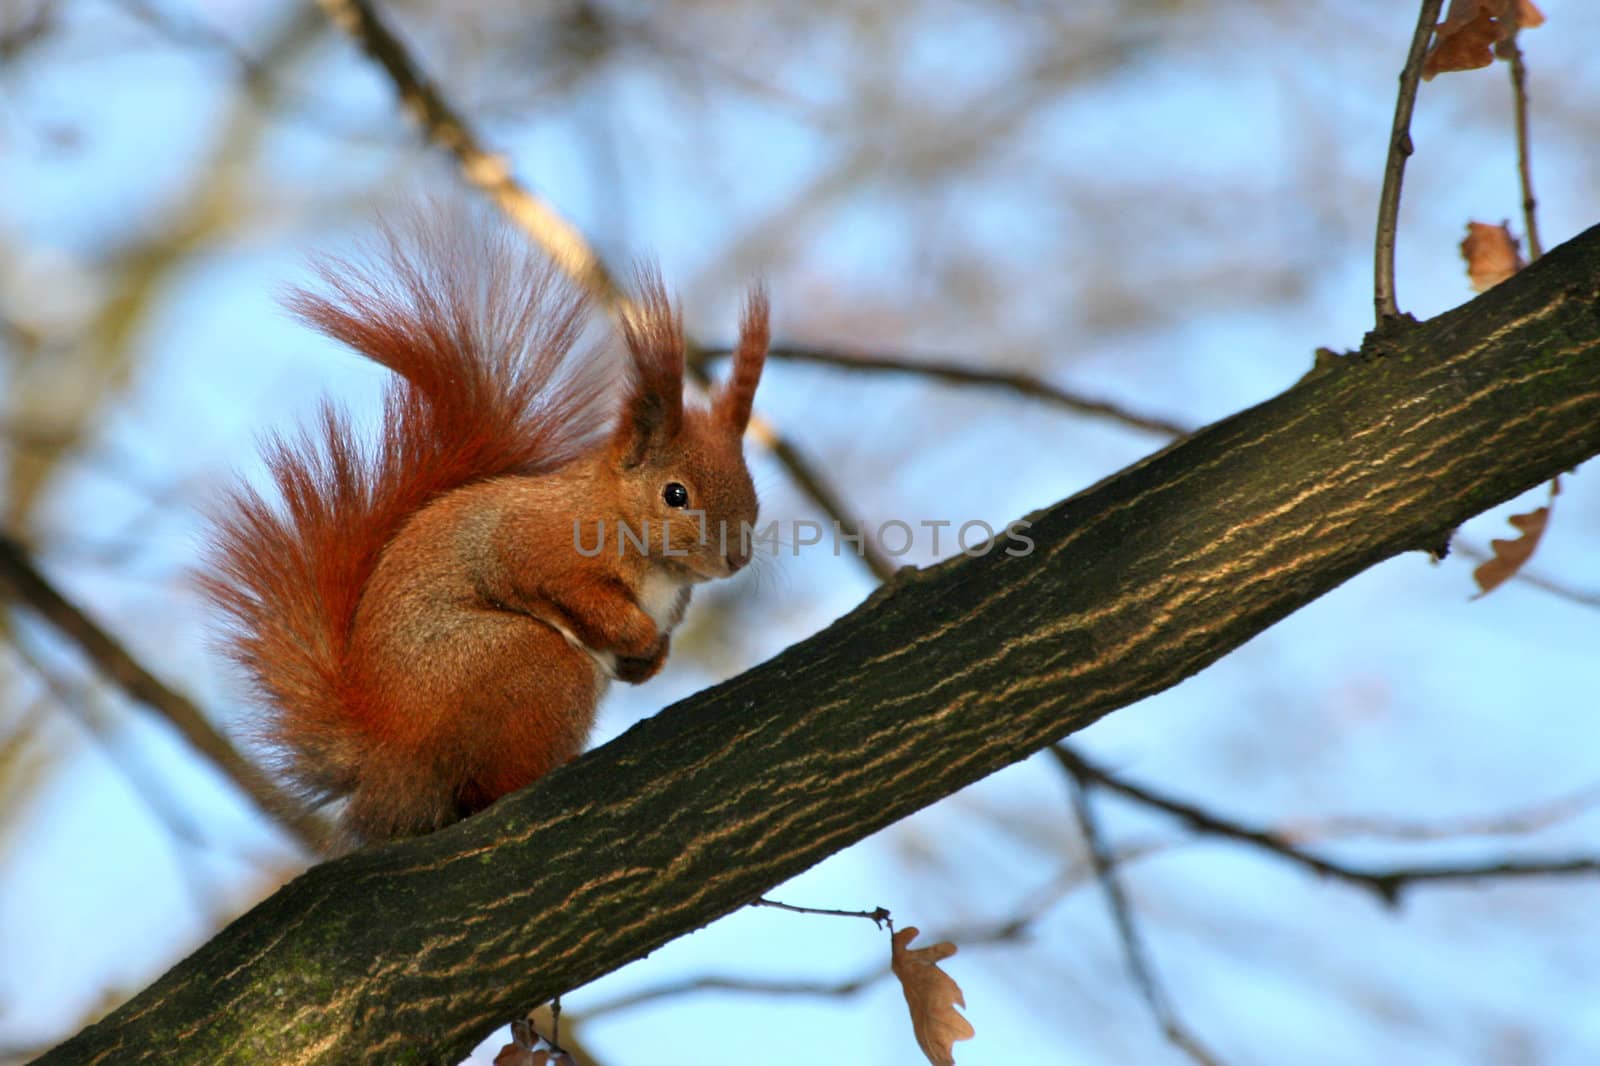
xmin=202 ymin=213 xmax=611 ymax=802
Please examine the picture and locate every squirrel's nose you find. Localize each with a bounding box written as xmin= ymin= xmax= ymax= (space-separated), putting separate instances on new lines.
xmin=726 ymin=542 xmax=751 ymax=572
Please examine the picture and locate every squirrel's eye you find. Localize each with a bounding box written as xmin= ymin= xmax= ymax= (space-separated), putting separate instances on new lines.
xmin=663 ymin=482 xmax=690 ymax=508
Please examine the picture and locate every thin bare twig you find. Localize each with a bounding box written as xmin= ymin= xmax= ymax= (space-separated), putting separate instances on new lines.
xmin=760 ymin=428 xmax=895 ymax=580
xmin=700 ymin=344 xmax=1192 ymax=439
xmin=1375 ymin=0 xmax=1445 ymax=324
xmin=1054 ymin=749 xmax=1225 ymax=1066
xmin=1057 ymin=745 xmax=1600 ymax=906
xmin=315 ymin=0 xmax=894 ymax=583
xmin=1502 ymin=32 xmax=1543 ymax=260
xmin=753 ymin=897 xmax=892 ymax=926
xmin=0 ymin=532 xmax=331 ymax=853
xmin=522 ymin=1002 xmax=608 ymax=1066
xmin=583 ymin=851 xmax=1168 ymax=1019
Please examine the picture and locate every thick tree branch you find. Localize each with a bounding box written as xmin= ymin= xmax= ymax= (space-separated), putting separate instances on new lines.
xmin=35 ymin=224 xmax=1600 ymax=1065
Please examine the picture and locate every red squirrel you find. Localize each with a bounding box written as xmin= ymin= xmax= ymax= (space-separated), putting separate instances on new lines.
xmin=204 ymin=216 xmax=769 ymax=846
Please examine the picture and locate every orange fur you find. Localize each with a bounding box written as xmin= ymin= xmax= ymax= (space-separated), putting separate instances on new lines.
xmin=203 ymin=214 xmax=769 ymax=845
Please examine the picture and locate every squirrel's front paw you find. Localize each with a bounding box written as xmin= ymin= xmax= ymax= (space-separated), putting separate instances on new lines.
xmin=615 ymin=634 xmax=670 ymax=683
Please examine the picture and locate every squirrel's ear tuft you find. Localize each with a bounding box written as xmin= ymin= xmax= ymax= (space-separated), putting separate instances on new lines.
xmin=613 ymin=266 xmax=685 ymax=466
xmin=714 ymin=285 xmax=768 ymax=434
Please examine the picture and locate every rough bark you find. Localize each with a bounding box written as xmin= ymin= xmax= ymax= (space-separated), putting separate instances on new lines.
xmin=36 ymin=224 xmax=1600 ymax=1066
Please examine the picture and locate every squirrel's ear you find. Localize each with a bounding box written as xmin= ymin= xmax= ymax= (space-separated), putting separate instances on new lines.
xmin=613 ymin=268 xmax=685 ymax=467
xmin=714 ymin=285 xmax=768 ymax=434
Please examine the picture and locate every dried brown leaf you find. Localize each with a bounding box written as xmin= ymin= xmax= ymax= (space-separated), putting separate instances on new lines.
xmin=891 ymin=926 xmax=975 ymax=1066
xmin=1473 ymin=479 xmax=1559 ymax=597
xmin=1423 ymin=0 xmax=1544 ymax=79
xmin=1461 ymin=221 xmax=1523 ymax=292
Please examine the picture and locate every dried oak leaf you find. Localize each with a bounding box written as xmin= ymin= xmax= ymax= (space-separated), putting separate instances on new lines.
xmin=1461 ymin=221 xmax=1523 ymax=292
xmin=1423 ymin=0 xmax=1545 ymax=79
xmin=1473 ymin=479 xmax=1559 ymax=597
xmin=1512 ymin=0 xmax=1546 ymax=27
xmin=891 ymin=926 xmax=975 ymax=1066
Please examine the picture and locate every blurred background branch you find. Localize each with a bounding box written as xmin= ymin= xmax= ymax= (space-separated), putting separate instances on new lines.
xmin=0 ymin=533 xmax=330 ymax=852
